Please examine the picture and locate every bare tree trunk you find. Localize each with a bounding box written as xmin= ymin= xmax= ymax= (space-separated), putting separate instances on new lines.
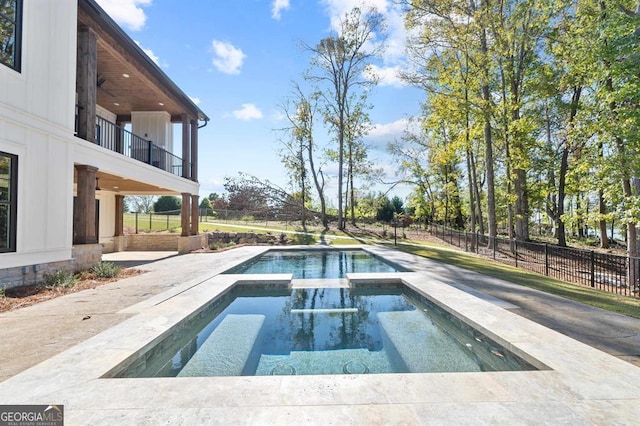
xmin=557 ymin=147 xmax=569 ymax=246
xmin=479 ymin=3 xmax=497 ymax=248
xmin=599 ymin=189 xmax=609 ymax=248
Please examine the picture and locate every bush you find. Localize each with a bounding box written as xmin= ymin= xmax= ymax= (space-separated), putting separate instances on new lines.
xmin=91 ymin=262 xmax=122 ymax=279
xmin=209 ymin=241 xmax=236 ymax=251
xmin=43 ymin=269 xmax=78 ymax=288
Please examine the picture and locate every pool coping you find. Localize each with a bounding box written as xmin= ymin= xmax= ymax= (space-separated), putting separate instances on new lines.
xmin=0 ymin=245 xmax=638 ymax=424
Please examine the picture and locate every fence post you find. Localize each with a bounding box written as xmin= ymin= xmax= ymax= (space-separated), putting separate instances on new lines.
xmin=135 ymin=212 xmax=139 ymax=234
xmin=464 ymin=231 xmax=468 ymax=252
xmin=166 ymin=214 xmax=170 ymax=230
xmin=515 ymin=239 xmax=518 ymax=268
xmin=149 ymin=213 xmax=152 ymax=231
xmin=476 ymin=231 xmax=479 ymax=254
xmin=544 ymin=244 xmax=549 ymax=276
xmin=590 ymin=250 xmax=595 ymax=288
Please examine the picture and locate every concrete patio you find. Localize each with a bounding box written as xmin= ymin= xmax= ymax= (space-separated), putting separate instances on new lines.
xmin=0 ymin=246 xmax=639 ymax=424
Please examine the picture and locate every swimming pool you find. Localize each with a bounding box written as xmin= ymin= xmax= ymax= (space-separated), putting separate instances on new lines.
xmin=222 ymin=249 xmax=407 ymax=279
xmin=112 ymin=284 xmax=537 ymax=377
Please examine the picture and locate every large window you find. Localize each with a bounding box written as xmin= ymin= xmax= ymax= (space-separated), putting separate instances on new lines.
xmin=0 ymin=0 xmax=22 ymax=71
xmin=0 ymin=152 xmax=17 ymax=252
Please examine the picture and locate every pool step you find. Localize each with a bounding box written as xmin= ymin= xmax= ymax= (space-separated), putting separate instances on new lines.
xmin=290 ymin=308 xmax=358 ymax=314
xmin=255 ymin=348 xmax=393 ymax=375
xmin=178 ymin=314 xmax=265 ymax=377
xmin=377 ymin=310 xmax=480 ymax=373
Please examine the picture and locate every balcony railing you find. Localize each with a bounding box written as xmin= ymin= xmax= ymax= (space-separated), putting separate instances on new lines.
xmin=75 ymin=109 xmax=189 ymax=178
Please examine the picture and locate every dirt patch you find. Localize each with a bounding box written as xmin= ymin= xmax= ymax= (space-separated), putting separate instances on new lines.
xmin=0 ymin=268 xmax=143 ymax=313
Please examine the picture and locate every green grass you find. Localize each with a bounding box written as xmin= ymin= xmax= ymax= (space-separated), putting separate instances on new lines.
xmin=391 ymin=241 xmax=640 ymax=319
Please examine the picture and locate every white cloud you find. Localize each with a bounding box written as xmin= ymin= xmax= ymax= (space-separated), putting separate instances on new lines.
xmin=189 ymin=96 xmax=201 ymax=105
xmin=211 ymin=40 xmax=246 ymax=75
xmin=233 ymin=104 xmax=263 ymax=121
xmin=134 ymin=41 xmax=160 ymax=65
xmin=271 ymin=0 xmax=290 ymax=20
xmin=369 ymin=118 xmax=409 ymax=139
xmin=96 ymin=0 xmax=152 ymax=31
xmin=365 ymin=118 xmax=417 ymax=150
xmin=364 ymin=64 xmax=407 ymax=87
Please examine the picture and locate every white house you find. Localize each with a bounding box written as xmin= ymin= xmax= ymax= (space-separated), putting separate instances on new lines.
xmin=0 ymin=0 xmax=209 ymax=288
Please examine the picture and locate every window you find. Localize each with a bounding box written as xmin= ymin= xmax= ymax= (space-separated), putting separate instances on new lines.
xmin=0 ymin=152 xmax=17 ymax=252
xmin=0 ymin=0 xmax=22 ymax=71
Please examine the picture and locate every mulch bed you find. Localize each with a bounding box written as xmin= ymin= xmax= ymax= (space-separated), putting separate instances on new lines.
xmin=0 ymin=268 xmax=143 ymax=313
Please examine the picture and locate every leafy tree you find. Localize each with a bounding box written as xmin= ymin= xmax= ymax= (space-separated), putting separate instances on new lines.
xmin=153 ymin=196 xmax=181 ymax=214
xmin=304 ymin=6 xmax=386 ymax=230
xmin=125 ymin=195 xmax=156 ymax=213
xmin=199 ymin=197 xmax=213 ymax=212
xmin=278 ymin=84 xmax=326 ymax=229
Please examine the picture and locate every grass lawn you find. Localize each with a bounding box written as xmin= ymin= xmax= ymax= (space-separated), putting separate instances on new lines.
xmin=392 ymin=241 xmax=640 ymax=319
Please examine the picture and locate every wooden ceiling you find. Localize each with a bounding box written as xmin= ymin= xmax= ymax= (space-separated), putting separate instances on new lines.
xmin=78 ymin=1 xmax=207 ymax=122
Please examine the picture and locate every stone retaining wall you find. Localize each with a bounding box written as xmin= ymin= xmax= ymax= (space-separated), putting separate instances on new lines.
xmin=0 ymin=244 xmax=102 ymax=290
xmin=208 ymin=231 xmax=280 ymax=246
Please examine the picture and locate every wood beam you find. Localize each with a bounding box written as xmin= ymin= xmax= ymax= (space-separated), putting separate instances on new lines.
xmin=76 ymin=26 xmax=97 ymax=143
xmin=190 ymin=119 xmax=198 ymax=182
xmin=114 ymin=195 xmax=124 ymax=237
xmin=181 ymin=193 xmax=191 ymax=236
xmin=74 ymin=165 xmax=99 ymax=244
xmin=191 ymin=194 xmax=199 ymax=235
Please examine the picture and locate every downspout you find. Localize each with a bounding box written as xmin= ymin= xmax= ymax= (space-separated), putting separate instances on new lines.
xmin=198 ymin=117 xmax=209 ymax=129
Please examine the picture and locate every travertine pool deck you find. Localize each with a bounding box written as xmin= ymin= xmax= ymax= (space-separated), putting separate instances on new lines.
xmin=1 ymin=245 xmax=639 ymax=424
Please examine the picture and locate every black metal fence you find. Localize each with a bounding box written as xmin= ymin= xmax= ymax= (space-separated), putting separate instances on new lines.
xmin=419 ymin=224 xmax=639 ymax=298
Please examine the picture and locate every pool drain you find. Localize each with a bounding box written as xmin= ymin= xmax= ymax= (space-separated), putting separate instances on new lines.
xmin=270 ymin=364 xmax=296 ymax=375
xmin=343 ymin=360 xmax=369 ymax=374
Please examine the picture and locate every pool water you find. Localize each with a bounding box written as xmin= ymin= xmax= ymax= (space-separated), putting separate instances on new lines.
xmin=115 ymin=286 xmax=537 ymax=377
xmin=222 ymin=249 xmax=406 ymax=279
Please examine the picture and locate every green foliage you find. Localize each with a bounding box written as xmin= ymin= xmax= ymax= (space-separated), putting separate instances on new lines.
xmin=42 ymin=269 xmax=78 ymax=288
xmin=209 ymin=241 xmax=236 ymax=251
xmin=90 ymin=262 xmax=122 ymax=279
xmin=199 ymin=197 xmax=213 ymax=210
xmin=154 ymin=196 xmax=181 ymax=214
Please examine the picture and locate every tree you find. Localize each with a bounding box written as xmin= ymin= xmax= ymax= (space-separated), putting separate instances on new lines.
xmin=278 ymin=84 xmax=327 ymax=229
xmin=199 ymin=197 xmax=213 ymax=212
xmin=125 ymin=195 xmax=156 ymax=213
xmin=304 ymin=6 xmax=386 ymax=230
xmin=153 ymin=196 xmax=181 ymax=214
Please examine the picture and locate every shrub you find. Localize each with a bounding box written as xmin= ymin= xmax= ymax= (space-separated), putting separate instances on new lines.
xmin=209 ymin=241 xmax=236 ymax=251
xmin=43 ymin=269 xmax=78 ymax=288
xmin=91 ymin=262 xmax=122 ymax=279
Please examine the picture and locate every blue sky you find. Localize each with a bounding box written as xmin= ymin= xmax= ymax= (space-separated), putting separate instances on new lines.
xmin=96 ymin=0 xmax=425 ymax=205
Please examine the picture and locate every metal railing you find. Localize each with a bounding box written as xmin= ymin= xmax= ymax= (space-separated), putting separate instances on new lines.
xmin=421 ymin=223 xmax=640 ymax=298
xmin=94 ymin=116 xmax=187 ymax=177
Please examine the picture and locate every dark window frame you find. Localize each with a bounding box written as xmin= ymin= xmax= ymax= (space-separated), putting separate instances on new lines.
xmin=0 ymin=0 xmax=23 ymax=72
xmin=0 ymin=151 xmax=18 ymax=253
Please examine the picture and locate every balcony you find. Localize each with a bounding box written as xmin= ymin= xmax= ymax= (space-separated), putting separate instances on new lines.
xmin=75 ymin=108 xmax=188 ymax=177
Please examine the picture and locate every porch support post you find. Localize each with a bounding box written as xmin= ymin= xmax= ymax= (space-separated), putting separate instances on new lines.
xmin=181 ymin=192 xmax=191 ymax=236
xmin=191 ymin=194 xmax=199 ymax=235
xmin=74 ymin=165 xmax=98 ymax=244
xmin=76 ymin=26 xmax=97 ymax=144
xmin=115 ymin=119 xmax=124 ymax=154
xmin=181 ymin=115 xmax=190 ymax=179
xmin=190 ymin=119 xmax=198 ymax=182
xmin=114 ymin=195 xmax=124 ymax=237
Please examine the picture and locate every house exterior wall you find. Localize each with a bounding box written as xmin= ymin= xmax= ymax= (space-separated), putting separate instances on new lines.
xmin=0 ymin=0 xmax=78 ymax=270
xmin=0 ymin=0 xmax=202 ymax=286
xmin=131 ymin=111 xmax=173 ymax=151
